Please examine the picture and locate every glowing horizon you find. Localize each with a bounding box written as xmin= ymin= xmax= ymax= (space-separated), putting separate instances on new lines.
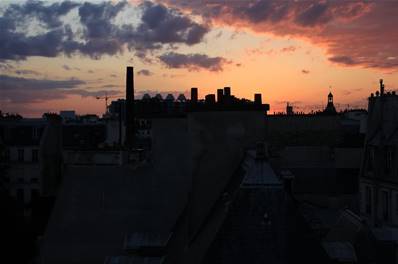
xmin=1 ymin=0 xmax=398 ymax=117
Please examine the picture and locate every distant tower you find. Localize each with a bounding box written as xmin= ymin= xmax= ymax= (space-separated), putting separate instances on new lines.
xmin=328 ymin=92 xmax=333 ymax=104
xmin=324 ymin=91 xmax=337 ymax=115
xmin=286 ymin=102 xmax=293 ymax=115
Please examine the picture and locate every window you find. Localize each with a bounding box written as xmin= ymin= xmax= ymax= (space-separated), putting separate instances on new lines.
xmin=17 ymin=149 xmax=24 ymax=162
xmin=32 ymin=127 xmax=39 ymax=139
xmin=365 ymin=186 xmax=372 ymax=215
xmin=32 ymin=149 xmax=38 ymax=162
xmin=382 ymin=190 xmax=389 ymax=221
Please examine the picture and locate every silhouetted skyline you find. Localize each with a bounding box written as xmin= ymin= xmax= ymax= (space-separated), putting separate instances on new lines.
xmin=1 ymin=1 xmax=398 ymax=117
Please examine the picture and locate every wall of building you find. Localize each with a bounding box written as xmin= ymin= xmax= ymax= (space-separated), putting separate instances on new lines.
xmin=6 ymin=163 xmax=41 ymax=204
xmin=267 ymin=115 xmax=342 ymax=147
xmin=360 ymin=179 xmax=398 ymax=227
xmin=187 ymin=111 xmax=265 ymax=241
xmin=360 ymin=94 xmax=398 ymax=227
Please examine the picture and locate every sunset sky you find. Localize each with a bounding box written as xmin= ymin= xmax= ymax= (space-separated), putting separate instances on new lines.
xmin=1 ymin=0 xmax=398 ymax=117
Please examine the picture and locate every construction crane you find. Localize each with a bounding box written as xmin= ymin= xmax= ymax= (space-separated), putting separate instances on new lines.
xmin=96 ymin=92 xmax=118 ymax=115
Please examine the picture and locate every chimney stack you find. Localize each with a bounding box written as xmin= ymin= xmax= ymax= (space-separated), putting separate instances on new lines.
xmin=205 ymin=94 xmax=216 ymax=104
xmin=380 ymin=79 xmax=384 ymax=96
xmin=224 ymin=87 xmax=231 ymax=97
xmin=254 ymin=93 xmax=262 ymax=105
xmin=217 ymin=89 xmax=224 ymax=103
xmin=125 ymin=66 xmax=135 ymax=148
xmin=191 ymin=87 xmax=198 ymax=103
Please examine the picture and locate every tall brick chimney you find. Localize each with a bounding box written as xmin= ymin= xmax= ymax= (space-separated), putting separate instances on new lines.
xmin=191 ymin=87 xmax=198 ymax=103
xmin=125 ymin=66 xmax=135 ymax=148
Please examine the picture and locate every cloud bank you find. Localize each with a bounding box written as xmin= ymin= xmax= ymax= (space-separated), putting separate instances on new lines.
xmin=159 ymin=52 xmax=229 ymax=72
xmin=0 ymin=75 xmax=120 ymax=103
xmin=163 ymin=0 xmax=398 ymax=70
xmin=0 ymin=1 xmax=209 ymax=61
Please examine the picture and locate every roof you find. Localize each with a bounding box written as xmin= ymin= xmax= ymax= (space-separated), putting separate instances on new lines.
xmin=123 ymin=232 xmax=172 ymax=255
xmin=322 ymin=241 xmax=357 ymax=262
xmin=104 ymin=256 xmax=164 ymax=264
xmin=40 ymin=165 xmax=190 ymax=264
xmin=241 ymin=151 xmax=282 ymax=187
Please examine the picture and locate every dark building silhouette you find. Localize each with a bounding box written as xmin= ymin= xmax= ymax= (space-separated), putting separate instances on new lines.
xmin=324 ymin=92 xmax=337 ymax=115
xmin=360 ymin=79 xmax=398 ymax=232
xmin=205 ymin=94 xmax=216 ymax=104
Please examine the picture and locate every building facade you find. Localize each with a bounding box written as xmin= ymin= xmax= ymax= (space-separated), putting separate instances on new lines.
xmin=359 ymin=80 xmax=398 ymax=227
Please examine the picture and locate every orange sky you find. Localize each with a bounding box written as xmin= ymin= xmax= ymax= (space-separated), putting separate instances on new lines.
xmin=1 ymin=0 xmax=398 ymax=117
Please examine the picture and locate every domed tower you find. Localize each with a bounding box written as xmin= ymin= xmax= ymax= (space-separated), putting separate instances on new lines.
xmin=324 ymin=91 xmax=337 ymax=115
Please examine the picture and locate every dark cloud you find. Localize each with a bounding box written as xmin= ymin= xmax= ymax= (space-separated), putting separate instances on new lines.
xmin=0 ymin=75 xmax=85 ymax=91
xmin=69 ymin=89 xmax=120 ymax=98
xmin=137 ymin=69 xmax=153 ymax=76
xmin=101 ymin=84 xmax=119 ymax=89
xmin=0 ymin=63 xmax=14 ymax=70
xmin=329 ymin=56 xmax=356 ymax=66
xmin=63 ymin=64 xmax=72 ymax=71
xmin=0 ymin=74 xmax=119 ymax=103
xmin=14 ymin=69 xmax=40 ymax=75
xmin=0 ymin=1 xmax=209 ymax=61
xmin=164 ymin=1 xmax=398 ymax=70
xmin=9 ymin=1 xmax=80 ymax=28
xmin=295 ymin=2 xmax=331 ymax=27
xmin=301 ymin=69 xmax=310 ymax=74
xmin=159 ymin=52 xmax=229 ymax=72
xmin=281 ymin=46 xmax=297 ymax=53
